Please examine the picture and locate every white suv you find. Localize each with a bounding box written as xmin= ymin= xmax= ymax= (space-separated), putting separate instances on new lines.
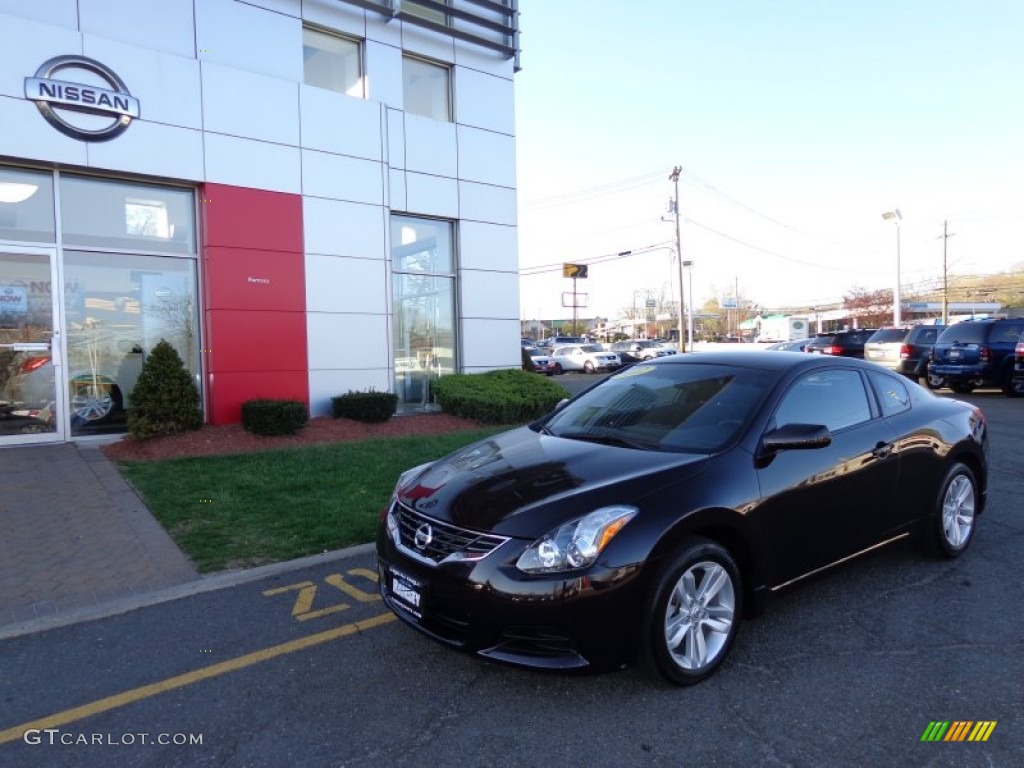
xmin=550 ymin=344 xmax=621 ymax=374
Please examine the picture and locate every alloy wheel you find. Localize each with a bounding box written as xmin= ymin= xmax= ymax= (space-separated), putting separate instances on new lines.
xmin=941 ymin=473 xmax=975 ymax=550
xmin=663 ymin=560 xmax=736 ymax=671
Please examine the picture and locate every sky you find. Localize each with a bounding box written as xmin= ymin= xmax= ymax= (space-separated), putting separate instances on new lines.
xmin=512 ymin=0 xmax=1024 ymax=323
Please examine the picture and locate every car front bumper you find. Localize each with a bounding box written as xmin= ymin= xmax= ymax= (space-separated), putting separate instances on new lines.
xmin=376 ymin=525 xmax=646 ymax=672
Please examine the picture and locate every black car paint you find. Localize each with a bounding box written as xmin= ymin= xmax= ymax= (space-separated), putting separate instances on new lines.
xmin=377 ymin=352 xmax=987 ymax=673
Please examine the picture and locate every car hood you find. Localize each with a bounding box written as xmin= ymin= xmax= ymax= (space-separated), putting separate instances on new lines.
xmin=396 ymin=426 xmax=707 ymax=538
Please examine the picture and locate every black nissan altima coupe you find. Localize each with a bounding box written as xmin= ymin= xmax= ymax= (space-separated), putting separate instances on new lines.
xmin=377 ymin=352 xmax=987 ymax=685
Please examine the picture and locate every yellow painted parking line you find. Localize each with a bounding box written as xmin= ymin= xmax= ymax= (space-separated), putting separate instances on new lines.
xmin=0 ymin=612 xmax=395 ymax=745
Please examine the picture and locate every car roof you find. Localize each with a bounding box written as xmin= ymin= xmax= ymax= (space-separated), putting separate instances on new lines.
xmin=643 ymin=349 xmax=880 ymax=373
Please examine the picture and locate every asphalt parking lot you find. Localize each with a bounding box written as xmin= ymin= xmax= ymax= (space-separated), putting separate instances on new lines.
xmin=0 ymin=388 xmax=1021 ymax=767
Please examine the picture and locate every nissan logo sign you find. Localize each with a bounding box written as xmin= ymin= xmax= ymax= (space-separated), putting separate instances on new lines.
xmin=413 ymin=524 xmax=433 ymax=550
xmin=24 ymin=55 xmax=140 ymax=142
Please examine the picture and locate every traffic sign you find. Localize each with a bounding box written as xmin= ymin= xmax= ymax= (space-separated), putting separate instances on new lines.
xmin=562 ymin=263 xmax=588 ymax=279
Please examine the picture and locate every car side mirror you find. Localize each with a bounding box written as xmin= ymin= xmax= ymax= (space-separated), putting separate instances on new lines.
xmin=555 ymin=398 xmax=569 ymax=410
xmin=761 ymin=423 xmax=832 ymax=453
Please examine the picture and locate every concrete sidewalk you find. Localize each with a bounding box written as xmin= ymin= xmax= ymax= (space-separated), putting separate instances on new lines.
xmin=0 ymin=442 xmax=199 ymax=633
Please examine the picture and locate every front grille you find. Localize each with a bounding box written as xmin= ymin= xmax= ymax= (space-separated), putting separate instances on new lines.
xmin=393 ymin=501 xmax=509 ymax=566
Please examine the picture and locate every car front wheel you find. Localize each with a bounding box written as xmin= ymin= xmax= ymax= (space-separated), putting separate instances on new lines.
xmin=643 ymin=537 xmax=742 ymax=686
xmin=918 ymin=462 xmax=977 ymax=558
xmin=583 ymin=360 xmax=595 ymax=373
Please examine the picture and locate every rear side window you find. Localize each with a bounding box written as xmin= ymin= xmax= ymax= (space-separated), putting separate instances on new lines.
xmin=868 ymin=371 xmax=911 ymax=416
xmin=991 ymin=322 xmax=1024 ymax=344
xmin=912 ymin=327 xmax=939 ymax=345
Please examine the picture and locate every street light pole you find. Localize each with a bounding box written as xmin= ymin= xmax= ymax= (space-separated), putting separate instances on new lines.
xmin=882 ymin=209 xmax=902 ymax=326
xmin=669 ymin=165 xmax=685 ymax=352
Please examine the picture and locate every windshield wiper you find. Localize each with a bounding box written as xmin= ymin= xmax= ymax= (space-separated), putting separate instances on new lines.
xmin=555 ymin=431 xmax=655 ymax=450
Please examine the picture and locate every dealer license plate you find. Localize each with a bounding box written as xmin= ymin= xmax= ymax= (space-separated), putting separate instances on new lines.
xmin=390 ymin=568 xmax=422 ymax=616
xmin=949 ymin=350 xmax=962 ymax=360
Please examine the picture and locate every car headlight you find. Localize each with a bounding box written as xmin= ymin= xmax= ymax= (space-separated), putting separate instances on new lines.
xmin=516 ymin=506 xmax=637 ymax=574
xmin=385 ymin=462 xmax=434 ymax=543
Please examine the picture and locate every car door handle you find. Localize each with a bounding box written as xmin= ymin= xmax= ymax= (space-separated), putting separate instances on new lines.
xmin=872 ymin=442 xmax=893 ymax=460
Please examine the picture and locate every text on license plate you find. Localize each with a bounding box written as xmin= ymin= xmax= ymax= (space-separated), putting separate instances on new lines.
xmin=391 ymin=570 xmax=421 ymax=611
xmin=949 ymin=350 xmax=962 ymax=360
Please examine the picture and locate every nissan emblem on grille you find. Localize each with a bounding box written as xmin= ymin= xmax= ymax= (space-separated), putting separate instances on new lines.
xmin=414 ymin=523 xmax=433 ymax=550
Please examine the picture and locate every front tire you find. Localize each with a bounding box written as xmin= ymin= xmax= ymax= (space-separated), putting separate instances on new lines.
xmin=643 ymin=537 xmax=742 ymax=686
xmin=918 ymin=462 xmax=977 ymax=558
xmin=583 ymin=360 xmax=595 ymax=373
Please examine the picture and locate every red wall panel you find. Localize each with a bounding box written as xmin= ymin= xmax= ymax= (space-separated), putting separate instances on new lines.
xmin=202 ymin=246 xmax=306 ymax=312
xmin=200 ymin=183 xmax=307 ymax=424
xmin=205 ymin=309 xmax=308 ymax=373
xmin=200 ymin=183 xmax=303 ymax=252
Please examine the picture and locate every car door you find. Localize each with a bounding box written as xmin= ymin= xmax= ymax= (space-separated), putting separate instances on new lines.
xmin=753 ymin=368 xmax=901 ymax=588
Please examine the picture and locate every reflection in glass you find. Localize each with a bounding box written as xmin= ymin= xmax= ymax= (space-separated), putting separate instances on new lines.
xmin=402 ymin=56 xmax=451 ymax=121
xmin=0 ymin=252 xmax=58 ymax=436
xmin=391 ymin=216 xmax=456 ymax=410
xmin=0 ymin=166 xmax=55 ymax=243
xmin=60 ymin=176 xmax=195 ymax=254
xmin=63 ymin=251 xmax=199 ymax=436
xmin=303 ymin=27 xmax=363 ymax=97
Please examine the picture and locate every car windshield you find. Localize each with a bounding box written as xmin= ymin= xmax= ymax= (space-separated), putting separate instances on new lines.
xmin=538 ymin=362 xmax=773 ymax=453
xmin=580 ymin=344 xmax=604 ymax=353
xmin=636 ymin=341 xmax=659 ymax=348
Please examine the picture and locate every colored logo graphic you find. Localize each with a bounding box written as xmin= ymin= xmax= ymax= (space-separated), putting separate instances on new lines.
xmin=920 ymin=721 xmax=997 ymax=742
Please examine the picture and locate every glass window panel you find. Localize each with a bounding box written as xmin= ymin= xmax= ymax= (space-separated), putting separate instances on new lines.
xmin=391 ymin=216 xmax=454 ymax=274
xmin=775 ymin=370 xmax=871 ymax=433
xmin=60 ymin=176 xmax=195 ymax=254
xmin=404 ymin=1 xmax=448 ymax=25
xmin=303 ymin=27 xmax=363 ymax=98
xmin=392 ymin=273 xmax=455 ymax=408
xmin=0 ymin=166 xmax=55 ymax=243
xmin=402 ymin=56 xmax=450 ymax=121
xmin=63 ymin=251 xmax=199 ymax=436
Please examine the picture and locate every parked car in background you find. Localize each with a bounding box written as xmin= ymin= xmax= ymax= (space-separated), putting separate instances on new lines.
xmin=523 ymin=346 xmax=557 ymax=376
xmin=1013 ymin=338 xmax=1024 ymax=390
xmin=765 ymin=338 xmax=813 ymax=352
xmin=928 ymin=318 xmax=1024 ymax=396
xmin=378 ymin=351 xmax=988 ymax=685
xmin=803 ymin=328 xmax=877 ymax=358
xmin=550 ymin=343 xmax=621 ymax=374
xmin=610 ymin=339 xmax=676 ymax=363
xmin=864 ymin=325 xmax=944 ymax=388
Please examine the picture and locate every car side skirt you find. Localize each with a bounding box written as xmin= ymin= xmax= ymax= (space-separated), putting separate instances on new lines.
xmin=768 ymin=532 xmax=910 ymax=593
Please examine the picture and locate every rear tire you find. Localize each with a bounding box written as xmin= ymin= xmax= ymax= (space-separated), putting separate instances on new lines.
xmin=917 ymin=462 xmax=977 ymax=558
xmin=1000 ymin=371 xmax=1023 ymax=397
xmin=553 ymin=363 xmax=563 ymax=375
xmin=924 ymin=372 xmax=945 ymax=390
xmin=643 ymin=537 xmax=742 ymax=686
xmin=949 ymin=382 xmax=975 ymax=394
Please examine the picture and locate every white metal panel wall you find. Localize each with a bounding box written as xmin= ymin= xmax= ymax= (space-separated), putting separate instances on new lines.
xmin=462 ymin=318 xmax=523 ymax=371
xmin=300 ymin=85 xmax=384 ymax=161
xmin=303 ymin=197 xmax=386 ymax=260
xmin=194 ymin=0 xmax=302 ymax=81
xmin=201 ymin=63 xmax=301 ymax=146
xmin=0 ymin=0 xmax=77 ymax=28
xmin=79 ymin=0 xmax=196 ymax=58
xmin=457 ymin=126 xmax=516 ymax=188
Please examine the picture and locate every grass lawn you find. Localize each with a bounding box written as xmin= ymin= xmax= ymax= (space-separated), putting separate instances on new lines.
xmin=119 ymin=427 xmax=505 ymax=572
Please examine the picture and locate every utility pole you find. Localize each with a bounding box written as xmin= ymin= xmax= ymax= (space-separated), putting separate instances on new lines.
xmin=939 ymin=220 xmax=955 ymax=325
xmin=669 ymin=165 xmax=685 ymax=352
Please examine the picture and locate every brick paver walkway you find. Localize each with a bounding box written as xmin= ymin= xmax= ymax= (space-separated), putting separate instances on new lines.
xmin=0 ymin=443 xmax=198 ymax=629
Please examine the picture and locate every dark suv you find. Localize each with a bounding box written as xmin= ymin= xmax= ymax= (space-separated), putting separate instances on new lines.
xmin=928 ymin=318 xmax=1024 ymax=396
xmin=863 ymin=325 xmax=943 ymax=387
xmin=803 ymin=328 xmax=877 ymax=358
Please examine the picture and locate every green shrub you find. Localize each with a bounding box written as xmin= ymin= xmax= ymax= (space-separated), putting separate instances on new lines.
xmin=127 ymin=340 xmax=203 ymax=439
xmin=331 ymin=389 xmax=398 ymax=423
xmin=242 ymin=399 xmax=309 ymax=436
xmin=433 ymin=368 xmax=565 ymax=424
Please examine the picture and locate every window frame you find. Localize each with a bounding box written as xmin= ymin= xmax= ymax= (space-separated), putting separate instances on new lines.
xmin=402 ymin=54 xmax=452 ymax=122
xmin=302 ymin=24 xmax=365 ymax=98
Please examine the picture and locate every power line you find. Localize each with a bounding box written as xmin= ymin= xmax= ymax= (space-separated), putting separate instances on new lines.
xmin=519 ymin=169 xmax=664 ymax=211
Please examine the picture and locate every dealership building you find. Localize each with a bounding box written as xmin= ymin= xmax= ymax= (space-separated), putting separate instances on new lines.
xmin=0 ymin=0 xmax=521 ymax=445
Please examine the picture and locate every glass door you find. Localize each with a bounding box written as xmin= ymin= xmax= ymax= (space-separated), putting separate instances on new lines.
xmin=0 ymin=247 xmax=65 ymax=444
